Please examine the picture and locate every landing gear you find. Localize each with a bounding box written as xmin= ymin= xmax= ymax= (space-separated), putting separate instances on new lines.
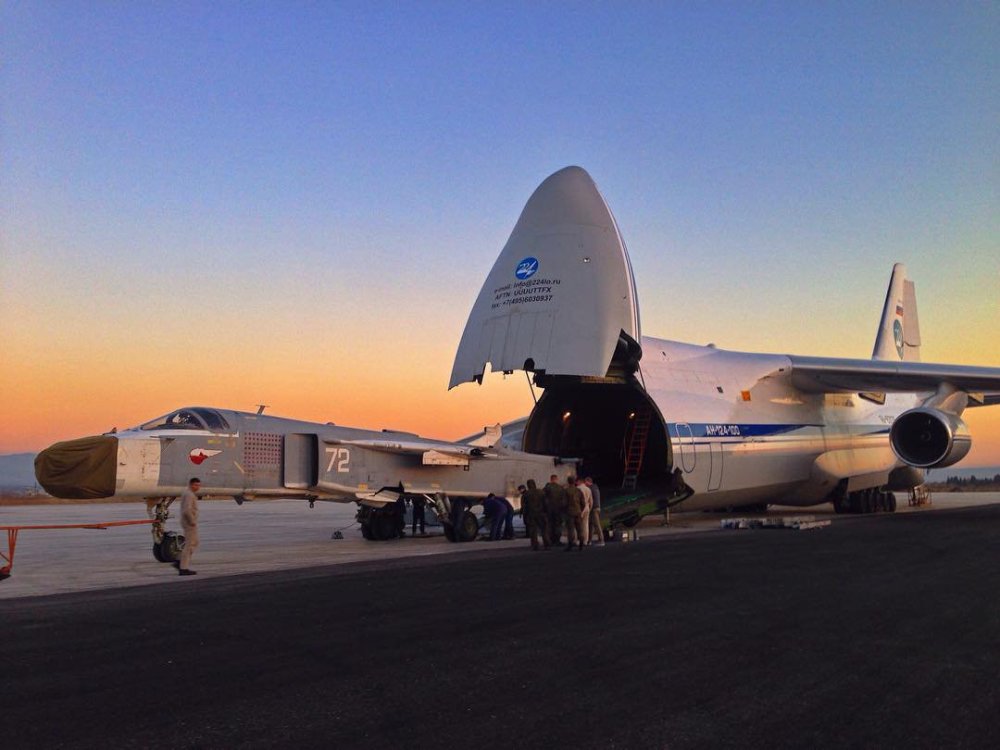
xmin=446 ymin=511 xmax=480 ymax=543
xmin=357 ymin=505 xmax=404 ymax=541
xmin=836 ymin=488 xmax=898 ymax=515
xmin=147 ymin=497 xmax=178 ymax=562
xmin=158 ymin=531 xmax=186 ymax=563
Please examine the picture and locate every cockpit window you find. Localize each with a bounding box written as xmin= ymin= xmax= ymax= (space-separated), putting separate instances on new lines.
xmin=192 ymin=408 xmax=231 ymax=431
xmin=140 ymin=409 xmax=208 ymax=431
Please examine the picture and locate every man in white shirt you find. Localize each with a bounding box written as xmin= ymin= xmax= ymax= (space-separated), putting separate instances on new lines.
xmin=577 ymin=477 xmax=593 ymax=545
xmin=176 ymin=477 xmax=201 ymax=576
xmin=585 ymin=477 xmax=605 ymax=546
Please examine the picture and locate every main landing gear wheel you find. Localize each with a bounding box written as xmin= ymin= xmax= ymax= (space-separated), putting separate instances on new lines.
xmin=360 ymin=506 xmax=402 ymax=541
xmin=456 ymin=511 xmax=479 ymax=542
xmin=842 ymin=488 xmax=898 ymax=515
xmin=158 ymin=531 xmax=185 ymax=563
xmin=152 ymin=543 xmax=166 ymax=563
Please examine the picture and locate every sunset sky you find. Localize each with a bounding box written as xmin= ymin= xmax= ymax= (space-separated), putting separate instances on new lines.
xmin=2 ymin=3 xmax=998 ymax=465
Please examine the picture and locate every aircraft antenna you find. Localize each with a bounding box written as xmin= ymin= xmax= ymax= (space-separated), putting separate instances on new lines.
xmin=256 ymin=404 xmax=268 ymax=415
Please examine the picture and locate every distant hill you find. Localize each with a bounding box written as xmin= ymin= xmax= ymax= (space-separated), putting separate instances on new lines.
xmin=0 ymin=453 xmax=39 ymax=491
xmin=924 ymin=465 xmax=1000 ymax=482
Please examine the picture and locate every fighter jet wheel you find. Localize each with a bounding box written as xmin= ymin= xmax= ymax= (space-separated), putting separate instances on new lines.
xmin=158 ymin=532 xmax=185 ymax=563
xmin=370 ymin=508 xmax=399 ymax=541
xmin=456 ymin=511 xmax=479 ymax=542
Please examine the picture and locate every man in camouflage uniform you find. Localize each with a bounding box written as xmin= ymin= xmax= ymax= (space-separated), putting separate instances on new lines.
xmin=543 ymin=474 xmax=566 ymax=546
xmin=563 ymin=476 xmax=586 ymax=551
xmin=520 ymin=480 xmax=548 ymax=550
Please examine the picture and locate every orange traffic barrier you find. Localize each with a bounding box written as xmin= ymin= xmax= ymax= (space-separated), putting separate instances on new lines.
xmin=0 ymin=520 xmax=156 ymax=580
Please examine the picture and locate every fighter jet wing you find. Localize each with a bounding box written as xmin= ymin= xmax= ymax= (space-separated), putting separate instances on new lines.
xmin=785 ymin=356 xmax=1000 ymax=397
xmin=329 ymin=438 xmax=496 ymax=466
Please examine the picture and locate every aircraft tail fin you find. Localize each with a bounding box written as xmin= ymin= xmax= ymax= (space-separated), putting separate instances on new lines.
xmin=872 ymin=263 xmax=921 ymax=362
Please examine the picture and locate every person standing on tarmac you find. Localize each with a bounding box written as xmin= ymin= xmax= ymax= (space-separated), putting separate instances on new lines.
xmin=501 ymin=495 xmax=515 ymax=540
xmin=585 ymin=477 xmax=605 ymax=546
xmin=543 ymin=474 xmax=566 ymax=546
xmin=483 ymin=493 xmax=506 ymax=541
xmin=564 ymin=476 xmax=586 ymax=551
xmin=176 ymin=477 xmax=200 ymax=576
xmin=411 ymin=495 xmax=427 ymax=536
xmin=520 ymin=480 xmax=549 ymax=550
xmin=578 ymin=477 xmax=593 ymax=545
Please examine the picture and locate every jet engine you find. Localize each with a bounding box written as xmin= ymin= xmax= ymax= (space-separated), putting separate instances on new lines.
xmin=889 ymin=407 xmax=971 ymax=468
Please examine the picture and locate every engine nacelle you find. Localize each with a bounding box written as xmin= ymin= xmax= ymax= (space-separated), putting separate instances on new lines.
xmin=890 ymin=408 xmax=972 ymax=469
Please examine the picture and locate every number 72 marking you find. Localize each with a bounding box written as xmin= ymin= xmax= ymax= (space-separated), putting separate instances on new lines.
xmin=325 ymin=447 xmax=351 ymax=473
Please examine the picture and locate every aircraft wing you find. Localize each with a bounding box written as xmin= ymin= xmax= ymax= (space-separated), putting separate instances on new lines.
xmin=786 ymin=356 xmax=1000 ymax=404
xmin=330 ymin=438 xmax=496 ymax=466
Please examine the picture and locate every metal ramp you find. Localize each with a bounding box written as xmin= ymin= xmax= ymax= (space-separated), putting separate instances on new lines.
xmin=622 ymin=409 xmax=652 ymax=490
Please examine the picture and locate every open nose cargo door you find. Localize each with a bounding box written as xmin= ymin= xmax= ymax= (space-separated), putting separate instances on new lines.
xmin=449 ymin=166 xmax=641 ymax=388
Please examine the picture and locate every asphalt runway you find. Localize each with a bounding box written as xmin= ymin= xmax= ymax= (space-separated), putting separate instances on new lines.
xmin=4 ymin=503 xmax=999 ymax=749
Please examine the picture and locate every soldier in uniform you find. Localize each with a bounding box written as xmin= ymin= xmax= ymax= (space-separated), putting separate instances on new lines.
xmin=520 ymin=480 xmax=548 ymax=550
xmin=543 ymin=474 xmax=566 ymax=546
xmin=563 ymin=476 xmax=586 ymax=551
xmin=411 ymin=495 xmax=427 ymax=536
xmin=176 ymin=477 xmax=200 ymax=576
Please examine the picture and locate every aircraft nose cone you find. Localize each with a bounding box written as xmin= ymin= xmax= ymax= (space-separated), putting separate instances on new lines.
xmin=34 ymin=436 xmax=118 ymax=499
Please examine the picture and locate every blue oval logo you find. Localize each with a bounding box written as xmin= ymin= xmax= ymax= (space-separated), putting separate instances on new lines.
xmin=893 ymin=319 xmax=904 ymax=358
xmin=515 ymin=256 xmax=538 ymax=280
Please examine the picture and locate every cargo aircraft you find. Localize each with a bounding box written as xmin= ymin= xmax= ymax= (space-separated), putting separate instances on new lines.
xmin=35 ymin=166 xmax=1000 ymax=561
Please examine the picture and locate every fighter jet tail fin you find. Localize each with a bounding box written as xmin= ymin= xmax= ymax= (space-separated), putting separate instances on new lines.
xmin=872 ymin=263 xmax=921 ymax=362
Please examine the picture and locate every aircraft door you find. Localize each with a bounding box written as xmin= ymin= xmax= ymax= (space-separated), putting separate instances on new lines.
xmin=675 ymin=423 xmax=696 ymax=472
xmin=708 ymin=442 xmax=723 ymax=491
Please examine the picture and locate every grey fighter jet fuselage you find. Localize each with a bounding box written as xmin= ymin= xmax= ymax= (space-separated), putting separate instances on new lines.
xmin=35 ymin=407 xmax=562 ymax=542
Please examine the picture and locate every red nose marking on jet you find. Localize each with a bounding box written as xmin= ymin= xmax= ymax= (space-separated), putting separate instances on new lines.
xmin=189 ymin=449 xmax=221 ymax=465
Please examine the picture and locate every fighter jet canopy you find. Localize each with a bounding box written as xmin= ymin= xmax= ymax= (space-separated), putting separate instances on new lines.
xmin=449 ymin=166 xmax=641 ymax=388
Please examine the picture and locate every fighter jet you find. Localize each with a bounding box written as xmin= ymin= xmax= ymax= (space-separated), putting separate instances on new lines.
xmin=449 ymin=166 xmax=1000 ymax=517
xmin=35 ymin=411 xmax=563 ymax=555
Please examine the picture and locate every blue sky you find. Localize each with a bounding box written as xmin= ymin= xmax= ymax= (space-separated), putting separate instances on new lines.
xmin=2 ymin=1 xmax=998 ymax=458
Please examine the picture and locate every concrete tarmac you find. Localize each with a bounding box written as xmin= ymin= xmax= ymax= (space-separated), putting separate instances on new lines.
xmin=2 ymin=492 xmax=994 ymax=599
xmin=3 ymin=499 xmax=999 ymax=749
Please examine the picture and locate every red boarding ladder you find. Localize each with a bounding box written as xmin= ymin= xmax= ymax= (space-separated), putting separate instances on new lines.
xmin=622 ymin=409 xmax=653 ymax=491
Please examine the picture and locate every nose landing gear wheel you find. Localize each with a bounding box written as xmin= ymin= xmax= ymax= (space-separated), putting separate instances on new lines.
xmin=158 ymin=531 xmax=185 ymax=563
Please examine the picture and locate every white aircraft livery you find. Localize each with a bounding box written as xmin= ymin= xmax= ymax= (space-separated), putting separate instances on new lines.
xmin=450 ymin=166 xmax=1000 ymax=514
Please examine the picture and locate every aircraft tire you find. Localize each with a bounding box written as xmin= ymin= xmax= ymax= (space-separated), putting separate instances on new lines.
xmin=360 ymin=522 xmax=374 ymax=541
xmin=833 ymin=495 xmax=847 ymax=514
xmin=372 ymin=509 xmax=399 ymax=541
xmin=863 ymin=490 xmax=874 ymax=514
xmin=159 ymin=532 xmax=185 ymax=563
xmin=888 ymin=492 xmax=897 ymax=513
xmin=443 ymin=524 xmax=456 ymax=542
xmin=456 ymin=511 xmax=479 ymax=542
xmin=152 ymin=543 xmax=166 ymax=563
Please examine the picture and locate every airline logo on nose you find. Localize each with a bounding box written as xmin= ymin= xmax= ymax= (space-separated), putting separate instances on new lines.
xmin=515 ymin=257 xmax=539 ymax=280
xmin=189 ymin=448 xmax=222 ymax=465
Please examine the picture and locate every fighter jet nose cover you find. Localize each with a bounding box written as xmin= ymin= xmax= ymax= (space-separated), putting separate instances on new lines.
xmin=35 ymin=436 xmax=118 ymax=499
xmin=449 ymin=166 xmax=641 ymax=388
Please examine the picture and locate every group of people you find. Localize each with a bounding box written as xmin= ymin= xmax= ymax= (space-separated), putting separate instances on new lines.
xmin=519 ymin=474 xmax=604 ymax=551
